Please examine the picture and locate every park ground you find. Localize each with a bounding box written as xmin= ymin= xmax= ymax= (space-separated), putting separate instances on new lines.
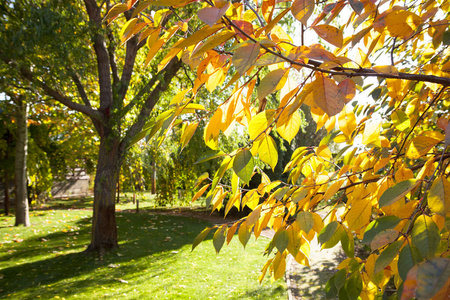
xmin=0 ymin=194 xmax=341 ymax=299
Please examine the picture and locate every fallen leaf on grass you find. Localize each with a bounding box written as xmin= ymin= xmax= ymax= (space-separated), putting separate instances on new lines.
xmin=116 ymin=278 xmax=128 ymax=284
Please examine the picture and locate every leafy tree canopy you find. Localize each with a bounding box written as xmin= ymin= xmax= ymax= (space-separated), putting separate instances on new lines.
xmin=114 ymin=0 xmax=450 ymax=298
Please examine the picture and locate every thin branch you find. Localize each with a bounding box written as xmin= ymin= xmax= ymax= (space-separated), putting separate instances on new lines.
xmin=121 ymin=57 xmax=182 ymax=150
xmin=211 ymin=9 xmax=450 ymax=87
xmin=67 ymin=68 xmax=92 ymax=108
xmin=107 ymin=30 xmax=120 ymax=86
xmin=243 ymin=0 xmax=266 ymax=28
xmin=120 ymin=75 xmax=159 ymax=118
xmin=19 ymin=66 xmax=102 ymax=122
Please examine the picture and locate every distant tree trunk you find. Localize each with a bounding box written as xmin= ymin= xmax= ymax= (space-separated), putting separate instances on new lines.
xmin=86 ymin=131 xmax=122 ymax=253
xmin=116 ymin=177 xmax=120 ymax=204
xmin=151 ymin=161 xmax=156 ymax=195
xmin=4 ymin=169 xmax=10 ymax=216
xmin=14 ymin=95 xmax=30 ymax=227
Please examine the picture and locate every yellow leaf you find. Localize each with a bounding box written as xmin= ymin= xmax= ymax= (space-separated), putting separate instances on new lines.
xmin=273 ymin=251 xmax=287 ymax=280
xmin=180 ymin=122 xmax=198 ymax=150
xmin=385 ymin=10 xmax=423 ymax=39
xmin=254 ymin=135 xmax=278 ymax=171
xmin=248 ymin=110 xmax=276 ymax=141
xmin=338 ymin=105 xmax=357 ymax=138
xmin=157 ymin=48 xmax=182 ymax=72
xmin=344 ymin=198 xmax=372 ymax=230
xmin=205 ymin=68 xmax=225 ymax=92
xmin=105 ymin=3 xmax=129 ymax=23
xmin=191 ymin=30 xmax=235 ymax=58
xmin=276 ymin=111 xmax=301 ymax=143
xmin=144 ymin=39 xmax=165 ymax=67
xmin=429 ymin=176 xmax=450 ymax=216
xmin=373 ymin=65 xmax=399 ymax=75
xmin=356 ymin=47 xmax=371 ymax=68
xmin=406 ymin=136 xmax=440 ymax=159
xmin=233 ymin=43 xmax=260 ymax=75
xmin=120 ymin=18 xmax=138 ymax=44
xmin=291 ymin=0 xmax=315 ymax=26
xmin=246 ymin=206 xmax=262 ymax=226
xmin=312 ymin=25 xmax=343 ymax=48
xmin=362 ymin=119 xmax=381 ymax=147
xmin=324 ymin=180 xmax=344 ymax=202
xmin=204 ymin=108 xmax=223 ymax=149
xmin=177 ymin=24 xmax=224 ymax=49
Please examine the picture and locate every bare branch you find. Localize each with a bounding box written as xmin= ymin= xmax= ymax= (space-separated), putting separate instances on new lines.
xmin=117 ymin=36 xmax=139 ymax=102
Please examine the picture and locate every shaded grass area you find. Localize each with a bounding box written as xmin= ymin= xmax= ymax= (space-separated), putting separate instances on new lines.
xmin=0 ymin=201 xmax=286 ymax=299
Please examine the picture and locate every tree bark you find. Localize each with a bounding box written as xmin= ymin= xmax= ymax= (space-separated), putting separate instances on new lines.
xmin=86 ymin=131 xmax=122 ymax=253
xmin=14 ymin=95 xmax=30 ymax=226
xmin=4 ymin=169 xmax=10 ymax=216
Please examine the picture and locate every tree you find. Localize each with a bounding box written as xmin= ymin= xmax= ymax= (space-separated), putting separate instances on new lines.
xmin=0 ymin=0 xmax=192 ymax=252
xmin=115 ymin=0 xmax=450 ymax=298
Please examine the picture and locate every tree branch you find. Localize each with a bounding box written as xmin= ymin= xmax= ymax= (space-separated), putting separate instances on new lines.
xmin=117 ymin=36 xmax=139 ymax=103
xmin=84 ymin=0 xmax=113 ymax=112
xmin=107 ymin=30 xmax=120 ymax=86
xmin=219 ymin=13 xmax=450 ymax=87
xmin=67 ymin=68 xmax=93 ymax=108
xmin=121 ymin=57 xmax=182 ymax=151
xmin=19 ymin=66 xmax=103 ymax=123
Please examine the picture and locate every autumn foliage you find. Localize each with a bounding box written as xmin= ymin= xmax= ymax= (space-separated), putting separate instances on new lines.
xmin=111 ymin=0 xmax=450 ymax=299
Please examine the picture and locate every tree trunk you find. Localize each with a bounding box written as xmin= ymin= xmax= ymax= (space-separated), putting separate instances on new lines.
xmin=151 ymin=160 xmax=156 ymax=195
xmin=14 ymin=96 xmax=30 ymax=227
xmin=86 ymin=133 xmax=122 ymax=253
xmin=4 ymin=169 xmax=10 ymax=216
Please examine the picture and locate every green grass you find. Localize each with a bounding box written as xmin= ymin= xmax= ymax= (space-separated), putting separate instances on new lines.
xmin=0 ymin=200 xmax=286 ymax=299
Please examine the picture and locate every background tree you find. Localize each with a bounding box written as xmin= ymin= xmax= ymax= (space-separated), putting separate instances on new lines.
xmin=116 ymin=0 xmax=450 ymax=298
xmin=0 ymin=0 xmax=196 ymax=252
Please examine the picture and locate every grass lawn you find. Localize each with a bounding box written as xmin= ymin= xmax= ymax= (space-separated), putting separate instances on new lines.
xmin=0 ymin=198 xmax=286 ymax=299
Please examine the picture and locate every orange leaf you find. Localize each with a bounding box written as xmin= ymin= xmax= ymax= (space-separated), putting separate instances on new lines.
xmin=312 ymin=25 xmax=343 ymax=48
xmin=307 ymin=74 xmax=345 ymax=116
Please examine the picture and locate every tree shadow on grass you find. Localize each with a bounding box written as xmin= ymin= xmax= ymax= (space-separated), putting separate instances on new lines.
xmin=0 ymin=212 xmax=213 ymax=299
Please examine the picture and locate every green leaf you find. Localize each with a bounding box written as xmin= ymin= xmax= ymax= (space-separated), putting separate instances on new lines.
xmin=213 ymin=225 xmax=227 ymax=254
xmin=233 ymin=43 xmax=260 ymax=75
xmin=341 ymin=230 xmax=355 ymax=258
xmin=325 ymin=275 xmax=338 ymax=299
xmin=195 ymin=150 xmax=226 ymax=164
xmin=362 ymin=215 xmax=401 ymax=244
xmin=192 ymin=227 xmax=212 ymax=251
xmin=256 ymin=68 xmax=289 ymax=100
xmin=398 ymin=243 xmax=423 ymax=280
xmin=232 ymin=149 xmax=254 ymax=184
xmin=374 ymin=240 xmax=403 ymax=274
xmin=296 ymin=211 xmax=314 ymax=233
xmin=318 ymin=221 xmax=343 ymax=249
xmin=379 ymin=179 xmax=417 ymax=207
xmin=344 ymin=272 xmax=363 ymax=300
xmin=334 ymin=268 xmax=347 ymax=291
xmin=416 ymin=258 xmax=450 ymax=299
xmin=274 ymin=230 xmax=289 ymax=253
xmin=411 ymin=215 xmax=440 ymax=259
